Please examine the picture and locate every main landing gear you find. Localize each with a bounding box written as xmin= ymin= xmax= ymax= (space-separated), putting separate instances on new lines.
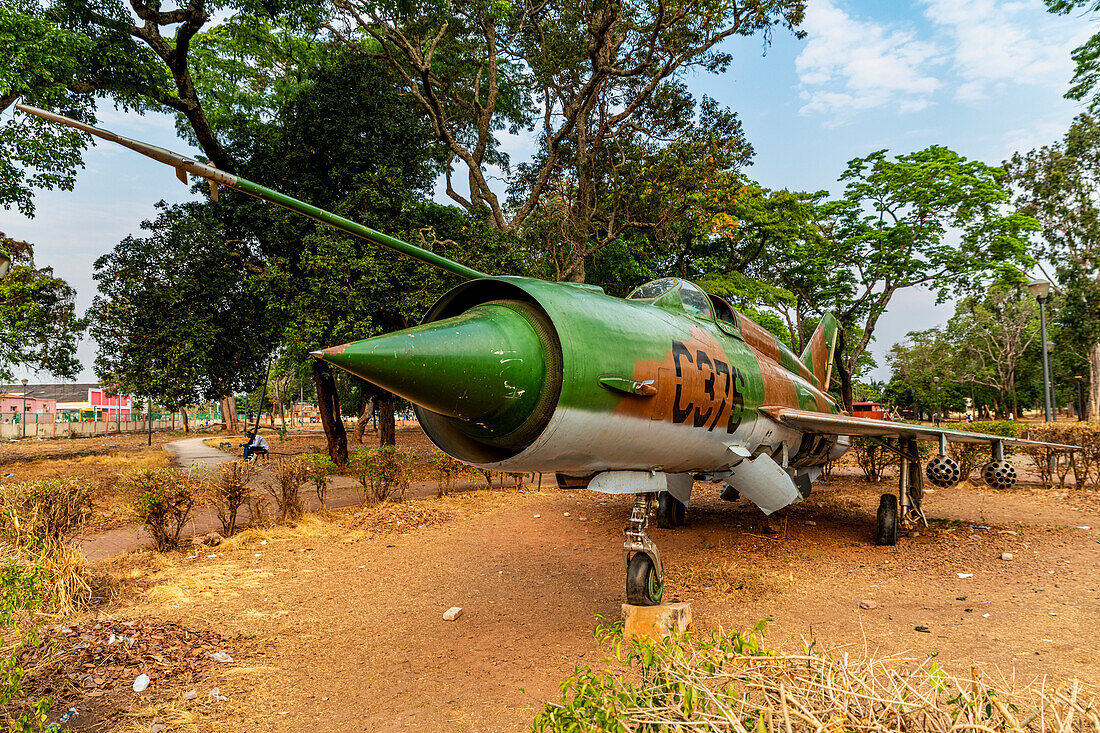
xmin=874 ymin=437 xmax=928 ymax=546
xmin=624 ymin=493 xmax=664 ymax=605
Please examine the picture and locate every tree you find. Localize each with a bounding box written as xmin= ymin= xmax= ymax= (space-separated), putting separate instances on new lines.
xmin=328 ymin=0 xmax=804 ymax=281
xmin=948 ymin=281 xmax=1040 ymax=418
xmin=1045 ymin=1 xmax=1100 ymax=112
xmin=807 ymin=146 xmax=1037 ymax=411
xmin=1006 ymin=114 xmax=1100 ymax=419
xmin=90 ymin=202 xmax=280 ymax=427
xmin=0 ymin=234 xmax=84 ymax=381
xmin=0 ymin=0 xmax=328 ymax=214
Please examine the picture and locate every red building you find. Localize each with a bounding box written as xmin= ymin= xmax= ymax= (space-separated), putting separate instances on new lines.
xmin=852 ymin=401 xmax=891 ymax=420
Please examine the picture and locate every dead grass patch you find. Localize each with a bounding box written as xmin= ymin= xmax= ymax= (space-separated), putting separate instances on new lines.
xmin=668 ymin=558 xmax=783 ymax=599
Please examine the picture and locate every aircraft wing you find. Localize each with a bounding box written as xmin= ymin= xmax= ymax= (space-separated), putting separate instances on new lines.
xmin=761 ymin=407 xmax=1078 ymax=450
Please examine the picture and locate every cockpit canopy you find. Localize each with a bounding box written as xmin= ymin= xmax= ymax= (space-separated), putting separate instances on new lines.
xmin=627 ymin=278 xmax=739 ymax=334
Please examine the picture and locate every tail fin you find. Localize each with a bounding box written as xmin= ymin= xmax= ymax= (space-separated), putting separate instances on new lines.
xmin=800 ymin=314 xmax=839 ymax=391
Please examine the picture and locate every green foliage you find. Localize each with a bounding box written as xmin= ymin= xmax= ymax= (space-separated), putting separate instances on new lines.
xmin=349 ymin=446 xmax=411 ymax=503
xmin=301 ymin=452 xmax=337 ymax=509
xmin=126 ymin=469 xmax=198 ymax=551
xmin=90 ymin=201 xmax=281 ymax=410
xmin=426 ymin=450 xmax=466 ymax=497
xmin=533 ymin=618 xmax=771 ymax=730
xmin=211 ymin=461 xmax=257 ymax=536
xmin=1045 ymin=2 xmax=1100 ymax=112
xmin=0 ymin=560 xmax=50 ymax=730
xmin=0 ymin=235 xmax=84 ymax=382
xmin=851 ymin=438 xmax=890 ymax=483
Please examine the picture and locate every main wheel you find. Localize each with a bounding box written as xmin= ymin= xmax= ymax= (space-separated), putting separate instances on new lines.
xmin=626 ymin=553 xmax=663 ymax=606
xmin=656 ymin=492 xmax=686 ymax=528
xmin=874 ymin=493 xmax=898 ymax=546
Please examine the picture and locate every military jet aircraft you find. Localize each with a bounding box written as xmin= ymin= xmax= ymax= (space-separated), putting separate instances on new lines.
xmin=19 ymin=105 xmax=1075 ymax=606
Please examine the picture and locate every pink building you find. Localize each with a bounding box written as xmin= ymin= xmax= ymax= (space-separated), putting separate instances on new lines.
xmin=89 ymin=387 xmax=133 ymax=419
xmin=0 ymin=392 xmax=57 ymax=424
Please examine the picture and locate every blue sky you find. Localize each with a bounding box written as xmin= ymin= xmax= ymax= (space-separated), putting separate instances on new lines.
xmin=0 ymin=0 xmax=1093 ymax=384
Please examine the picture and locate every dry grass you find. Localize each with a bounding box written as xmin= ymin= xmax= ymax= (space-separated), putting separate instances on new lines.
xmin=542 ymin=626 xmax=1100 ymax=732
xmin=667 ymin=560 xmax=782 ymax=599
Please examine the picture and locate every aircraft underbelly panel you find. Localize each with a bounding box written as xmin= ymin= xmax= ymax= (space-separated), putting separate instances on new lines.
xmin=723 ymin=453 xmax=802 ymax=515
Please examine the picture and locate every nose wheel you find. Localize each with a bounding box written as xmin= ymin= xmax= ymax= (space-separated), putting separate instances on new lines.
xmin=624 ymin=493 xmax=664 ymax=605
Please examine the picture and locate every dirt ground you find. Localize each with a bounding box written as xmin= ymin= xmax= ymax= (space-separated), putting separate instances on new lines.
xmin=50 ymin=485 xmax=1097 ymax=728
xmin=12 ymin=428 xmax=1098 ymax=731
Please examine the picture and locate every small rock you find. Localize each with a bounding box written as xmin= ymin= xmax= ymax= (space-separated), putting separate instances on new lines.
xmin=914 ymin=625 xmax=931 ymax=633
xmin=563 ymin=512 xmax=570 ymax=517
xmin=181 ymin=689 xmax=198 ymax=700
xmin=965 ymin=608 xmax=973 ymax=612
xmin=533 ymin=514 xmax=540 ymax=518
xmin=805 ymin=521 xmax=817 ymax=526
xmin=443 ymin=606 xmax=463 ymax=621
xmin=957 ymin=573 xmax=973 ymax=579
xmin=956 ymin=596 xmax=967 ymax=601
xmin=133 ymin=674 xmax=150 ymax=693
xmin=908 ymin=531 xmax=920 ymax=538
xmin=149 ymin=719 xmax=167 ymax=733
xmin=1001 ymin=552 xmax=1013 ymax=561
xmin=761 ymin=525 xmax=779 ymax=535
xmin=859 ymin=600 xmax=878 ymax=610
xmin=207 ymin=651 xmax=233 ymax=663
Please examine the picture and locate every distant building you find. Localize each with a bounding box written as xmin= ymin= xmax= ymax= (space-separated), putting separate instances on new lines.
xmin=0 ymin=384 xmax=133 ymax=421
xmin=0 ymin=391 xmax=57 ymax=424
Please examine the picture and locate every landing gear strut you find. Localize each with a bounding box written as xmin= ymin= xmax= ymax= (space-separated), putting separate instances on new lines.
xmin=624 ymin=493 xmax=663 ymax=605
xmin=869 ymin=437 xmax=928 ymax=545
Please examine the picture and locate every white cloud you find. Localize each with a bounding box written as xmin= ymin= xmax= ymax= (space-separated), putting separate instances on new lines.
xmin=796 ymin=0 xmax=943 ymax=118
xmin=922 ymin=0 xmax=1093 ymax=101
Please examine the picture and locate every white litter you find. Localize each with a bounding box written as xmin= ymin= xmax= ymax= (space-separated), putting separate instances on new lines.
xmin=133 ymin=674 xmax=150 ymax=693
xmin=533 ymin=514 xmax=540 ymax=518
xmin=182 ymin=689 xmax=198 ymax=700
xmin=207 ymin=651 xmax=233 ymax=663
xmin=209 ymin=688 xmax=227 ymax=702
xmin=957 ymin=573 xmax=974 ymax=579
xmin=443 ymin=606 xmax=463 ymax=621
xmin=982 ymin=613 xmax=990 ymax=618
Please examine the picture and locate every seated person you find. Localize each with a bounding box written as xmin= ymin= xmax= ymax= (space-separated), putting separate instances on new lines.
xmin=241 ymin=430 xmax=270 ymax=460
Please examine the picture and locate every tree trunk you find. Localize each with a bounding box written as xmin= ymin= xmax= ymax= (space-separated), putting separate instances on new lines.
xmin=313 ymin=361 xmax=349 ymax=465
xmin=354 ymin=399 xmax=373 ymax=444
xmin=220 ymin=397 xmax=239 ymax=434
xmin=834 ymin=328 xmax=854 ymax=412
xmin=379 ymin=392 xmax=396 ymax=447
xmin=181 ymin=408 xmax=190 ymax=434
xmin=1090 ymin=341 xmax=1100 ymax=421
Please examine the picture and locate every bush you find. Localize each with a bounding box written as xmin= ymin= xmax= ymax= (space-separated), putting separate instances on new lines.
xmin=349 ymin=446 xmax=410 ymax=503
xmin=301 ymin=453 xmax=337 ymax=508
xmin=851 ymin=438 xmax=889 ymax=482
xmin=1018 ymin=423 xmax=1099 ymax=488
xmin=426 ymin=450 xmax=465 ymax=496
xmin=265 ymin=457 xmax=308 ymax=522
xmin=212 ymin=461 xmax=257 ymax=536
xmin=125 ymin=469 xmax=198 ymax=551
xmin=0 ymin=559 xmax=51 ymax=729
xmin=0 ymin=479 xmax=93 ymax=546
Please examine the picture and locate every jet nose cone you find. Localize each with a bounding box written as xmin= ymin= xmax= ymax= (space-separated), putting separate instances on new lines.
xmin=316 ymin=300 xmax=560 ymax=444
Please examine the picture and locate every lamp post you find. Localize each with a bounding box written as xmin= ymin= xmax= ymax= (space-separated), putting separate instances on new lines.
xmin=933 ymin=376 xmax=941 ymax=425
xmin=20 ymin=378 xmax=28 ymax=438
xmin=0 ymin=250 xmax=11 ymax=279
xmin=1028 ymin=280 xmax=1054 ymax=423
xmin=1076 ymin=375 xmax=1086 ymax=422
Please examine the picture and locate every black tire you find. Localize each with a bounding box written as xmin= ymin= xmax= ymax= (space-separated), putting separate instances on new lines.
xmin=656 ymin=492 xmax=685 ymax=528
xmin=626 ymin=553 xmax=663 ymax=606
xmin=874 ymin=493 xmax=898 ymax=546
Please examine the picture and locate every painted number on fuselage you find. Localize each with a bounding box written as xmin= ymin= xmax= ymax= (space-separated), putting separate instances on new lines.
xmin=671 ymin=340 xmax=746 ymax=434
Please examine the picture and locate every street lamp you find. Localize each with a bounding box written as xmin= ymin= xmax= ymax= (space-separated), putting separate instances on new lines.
xmin=1028 ymin=279 xmax=1054 ymax=423
xmin=20 ymin=378 xmax=28 ymax=438
xmin=933 ymin=376 xmax=941 ymax=425
xmin=0 ymin=250 xmax=11 ymax=279
xmin=1076 ymin=375 xmax=1085 ymax=422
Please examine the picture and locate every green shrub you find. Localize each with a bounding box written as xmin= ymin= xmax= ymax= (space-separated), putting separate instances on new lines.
xmin=426 ymin=450 xmax=465 ymax=496
xmin=212 ymin=461 xmax=257 ymax=536
xmin=0 ymin=560 xmax=51 ymax=730
xmin=349 ymin=446 xmax=410 ymax=503
xmin=301 ymin=453 xmax=337 ymax=508
xmin=851 ymin=438 xmax=890 ymax=482
xmin=126 ymin=469 xmax=197 ymax=551
xmin=265 ymin=456 xmax=308 ymax=522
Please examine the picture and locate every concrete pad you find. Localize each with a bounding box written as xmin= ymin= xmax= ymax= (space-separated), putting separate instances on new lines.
xmin=621 ymin=602 xmax=692 ymax=641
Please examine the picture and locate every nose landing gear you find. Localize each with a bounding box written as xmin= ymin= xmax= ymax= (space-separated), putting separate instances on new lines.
xmin=624 ymin=493 xmax=663 ymax=605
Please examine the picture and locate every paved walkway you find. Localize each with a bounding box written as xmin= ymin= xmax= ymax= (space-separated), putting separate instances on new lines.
xmin=75 ymin=437 xmax=488 ymax=562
